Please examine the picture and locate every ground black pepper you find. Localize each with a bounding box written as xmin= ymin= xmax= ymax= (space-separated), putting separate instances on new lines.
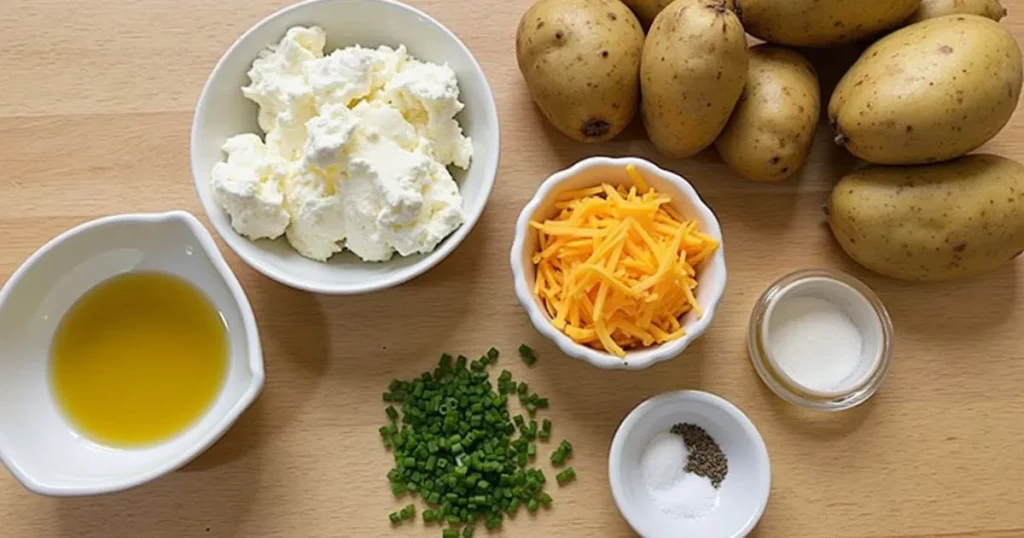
xmin=670 ymin=423 xmax=729 ymax=488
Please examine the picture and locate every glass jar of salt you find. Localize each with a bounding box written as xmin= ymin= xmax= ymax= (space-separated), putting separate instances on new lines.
xmin=748 ymin=269 xmax=894 ymax=411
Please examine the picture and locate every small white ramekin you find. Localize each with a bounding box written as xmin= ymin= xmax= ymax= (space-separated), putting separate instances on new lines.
xmin=609 ymin=390 xmax=771 ymax=538
xmin=510 ymin=157 xmax=727 ymax=370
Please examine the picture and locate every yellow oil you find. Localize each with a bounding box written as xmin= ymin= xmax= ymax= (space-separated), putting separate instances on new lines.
xmin=50 ymin=271 xmax=228 ymax=447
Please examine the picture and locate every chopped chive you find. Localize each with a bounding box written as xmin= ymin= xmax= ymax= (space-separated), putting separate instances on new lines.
xmin=463 ymin=526 xmax=476 ymax=538
xmin=443 ymin=529 xmax=459 ymax=538
xmin=381 ymin=348 xmax=574 ymax=533
xmin=556 ymin=467 xmax=576 ymax=486
xmin=518 ymin=344 xmax=537 ymax=366
xmin=506 ymin=498 xmax=520 ymax=517
xmin=527 ymin=498 xmax=539 ymax=512
xmin=388 ymin=512 xmax=401 ymax=524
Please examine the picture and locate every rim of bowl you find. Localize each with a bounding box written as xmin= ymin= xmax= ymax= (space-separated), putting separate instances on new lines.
xmin=189 ymin=0 xmax=500 ymax=295
xmin=608 ymin=390 xmax=771 ymax=538
xmin=747 ymin=268 xmax=894 ymax=412
xmin=509 ymin=156 xmax=727 ymax=370
xmin=0 ymin=211 xmax=265 ymax=496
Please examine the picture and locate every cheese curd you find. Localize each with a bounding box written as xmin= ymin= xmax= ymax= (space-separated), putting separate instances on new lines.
xmin=210 ymin=134 xmax=291 ymax=241
xmin=211 ymin=26 xmax=471 ymax=262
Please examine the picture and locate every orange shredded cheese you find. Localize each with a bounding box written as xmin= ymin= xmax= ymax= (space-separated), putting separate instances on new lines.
xmin=531 ymin=165 xmax=719 ymax=358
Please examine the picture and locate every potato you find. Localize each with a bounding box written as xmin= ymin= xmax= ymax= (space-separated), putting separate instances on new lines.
xmin=906 ymin=0 xmax=1007 ymax=24
xmin=829 ymin=15 xmax=1022 ymax=165
xmin=741 ymin=0 xmax=920 ymax=47
xmin=641 ymin=0 xmax=747 ymax=158
xmin=828 ymin=154 xmax=1024 ymax=281
xmin=715 ymin=46 xmax=820 ymax=182
xmin=620 ymin=0 xmax=673 ymax=26
xmin=516 ymin=0 xmax=644 ymax=143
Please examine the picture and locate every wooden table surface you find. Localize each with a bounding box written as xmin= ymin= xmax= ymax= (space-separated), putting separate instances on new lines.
xmin=2 ymin=1 xmax=1023 ymax=537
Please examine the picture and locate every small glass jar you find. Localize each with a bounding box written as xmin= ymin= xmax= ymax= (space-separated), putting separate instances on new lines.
xmin=747 ymin=269 xmax=894 ymax=411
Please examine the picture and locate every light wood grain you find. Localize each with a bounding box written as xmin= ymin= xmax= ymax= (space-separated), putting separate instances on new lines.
xmin=1 ymin=1 xmax=1023 ymax=537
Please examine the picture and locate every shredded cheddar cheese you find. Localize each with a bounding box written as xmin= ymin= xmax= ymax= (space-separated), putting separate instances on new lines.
xmin=530 ymin=165 xmax=719 ymax=358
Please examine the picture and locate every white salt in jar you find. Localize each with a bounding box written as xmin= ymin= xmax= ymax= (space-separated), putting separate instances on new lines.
xmin=747 ymin=269 xmax=894 ymax=411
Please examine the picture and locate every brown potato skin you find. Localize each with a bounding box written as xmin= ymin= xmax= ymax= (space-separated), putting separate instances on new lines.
xmin=906 ymin=0 xmax=1007 ymax=24
xmin=742 ymin=0 xmax=921 ymax=47
xmin=828 ymin=155 xmax=1024 ymax=281
xmin=641 ymin=0 xmax=747 ymax=158
xmin=828 ymin=15 xmax=1023 ymax=165
xmin=620 ymin=0 xmax=674 ymax=26
xmin=715 ymin=46 xmax=820 ymax=183
xmin=516 ymin=0 xmax=645 ymax=143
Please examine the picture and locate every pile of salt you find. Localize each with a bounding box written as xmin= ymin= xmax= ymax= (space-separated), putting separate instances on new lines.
xmin=639 ymin=431 xmax=719 ymax=519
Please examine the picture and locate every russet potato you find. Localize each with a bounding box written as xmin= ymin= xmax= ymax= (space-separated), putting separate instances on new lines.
xmin=641 ymin=0 xmax=747 ymax=158
xmin=516 ymin=0 xmax=645 ymax=143
xmin=829 ymin=14 xmax=1023 ymax=165
xmin=829 ymin=155 xmax=1024 ymax=281
xmin=741 ymin=0 xmax=921 ymax=47
xmin=715 ymin=46 xmax=820 ymax=182
xmin=620 ymin=0 xmax=673 ymax=26
xmin=906 ymin=0 xmax=1007 ymax=24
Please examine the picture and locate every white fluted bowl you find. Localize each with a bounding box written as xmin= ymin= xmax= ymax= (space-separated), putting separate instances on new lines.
xmin=510 ymin=157 xmax=726 ymax=370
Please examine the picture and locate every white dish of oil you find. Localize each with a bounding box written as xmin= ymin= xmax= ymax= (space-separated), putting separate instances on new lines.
xmin=0 ymin=211 xmax=263 ymax=496
xmin=51 ymin=271 xmax=229 ymax=447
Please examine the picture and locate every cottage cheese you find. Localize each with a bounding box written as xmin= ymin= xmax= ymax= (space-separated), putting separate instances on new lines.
xmin=210 ymin=26 xmax=471 ymax=262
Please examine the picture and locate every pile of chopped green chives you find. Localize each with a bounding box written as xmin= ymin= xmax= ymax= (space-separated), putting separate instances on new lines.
xmin=379 ymin=345 xmax=575 ymax=536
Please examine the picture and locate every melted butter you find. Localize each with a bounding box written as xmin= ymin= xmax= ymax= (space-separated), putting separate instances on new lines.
xmin=50 ymin=271 xmax=228 ymax=447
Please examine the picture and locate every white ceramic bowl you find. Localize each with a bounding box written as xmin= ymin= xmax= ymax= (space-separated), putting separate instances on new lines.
xmin=0 ymin=211 xmax=264 ymax=496
xmin=609 ymin=390 xmax=771 ymax=538
xmin=190 ymin=0 xmax=499 ymax=294
xmin=510 ymin=157 xmax=727 ymax=370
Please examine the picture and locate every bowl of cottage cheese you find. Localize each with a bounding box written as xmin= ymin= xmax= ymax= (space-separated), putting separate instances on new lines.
xmin=190 ymin=0 xmax=498 ymax=294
